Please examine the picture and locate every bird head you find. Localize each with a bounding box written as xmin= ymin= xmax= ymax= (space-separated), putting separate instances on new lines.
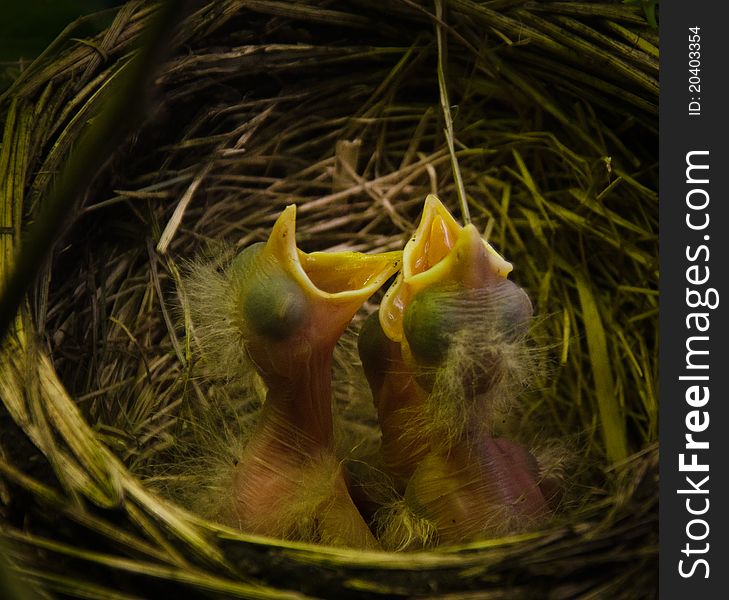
xmin=228 ymin=204 xmax=401 ymax=379
xmin=379 ymin=195 xmax=513 ymax=343
xmin=378 ymin=196 xmax=529 ymax=381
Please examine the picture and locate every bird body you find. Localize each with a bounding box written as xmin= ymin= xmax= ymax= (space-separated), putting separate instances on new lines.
xmin=404 ymin=437 xmax=549 ymax=545
xmin=193 ymin=205 xmax=400 ymax=548
xmin=358 ymin=311 xmax=430 ymax=485
xmin=359 ymin=195 xmax=551 ymax=549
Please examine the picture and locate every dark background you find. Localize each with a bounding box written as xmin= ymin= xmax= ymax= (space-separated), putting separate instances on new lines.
xmin=0 ymin=1 xmax=120 ymax=91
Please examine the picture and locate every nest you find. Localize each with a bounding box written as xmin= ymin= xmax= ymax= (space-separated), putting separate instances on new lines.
xmin=1 ymin=1 xmax=658 ymax=598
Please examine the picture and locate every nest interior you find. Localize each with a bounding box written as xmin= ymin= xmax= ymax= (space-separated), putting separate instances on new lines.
xmin=1 ymin=1 xmax=658 ymax=598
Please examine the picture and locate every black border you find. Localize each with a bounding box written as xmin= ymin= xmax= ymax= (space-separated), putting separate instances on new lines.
xmin=659 ymin=2 xmax=729 ymax=596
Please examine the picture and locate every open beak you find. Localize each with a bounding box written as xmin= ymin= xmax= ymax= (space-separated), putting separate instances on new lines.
xmin=234 ymin=204 xmax=402 ymax=345
xmin=379 ymin=195 xmax=512 ymax=342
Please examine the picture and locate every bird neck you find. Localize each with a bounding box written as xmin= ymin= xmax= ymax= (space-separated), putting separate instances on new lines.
xmin=258 ymin=346 xmax=336 ymax=451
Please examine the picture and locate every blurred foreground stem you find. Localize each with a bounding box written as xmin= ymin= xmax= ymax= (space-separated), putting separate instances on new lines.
xmin=0 ymin=1 xmax=191 ymax=342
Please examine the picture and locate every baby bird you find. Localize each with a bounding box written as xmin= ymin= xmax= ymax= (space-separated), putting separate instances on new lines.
xmin=193 ymin=205 xmax=401 ymax=548
xmin=359 ymin=196 xmax=550 ymax=548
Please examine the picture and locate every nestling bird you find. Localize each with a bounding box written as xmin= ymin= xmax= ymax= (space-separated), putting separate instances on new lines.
xmin=188 ymin=205 xmax=401 ymax=548
xmin=359 ymin=195 xmax=551 ymax=549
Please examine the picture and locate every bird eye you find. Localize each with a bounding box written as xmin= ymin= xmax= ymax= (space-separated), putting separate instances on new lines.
xmin=403 ymin=280 xmax=533 ymax=368
xmin=231 ymin=243 xmax=308 ymax=340
xmin=242 ymin=276 xmax=307 ymax=340
xmin=403 ymin=287 xmax=454 ymax=366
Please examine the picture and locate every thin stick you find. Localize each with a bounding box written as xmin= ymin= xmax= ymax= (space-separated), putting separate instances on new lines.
xmin=156 ymin=161 xmax=213 ymax=255
xmin=435 ymin=0 xmax=470 ymax=224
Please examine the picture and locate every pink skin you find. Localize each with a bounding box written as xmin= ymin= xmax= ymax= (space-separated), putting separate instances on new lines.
xmin=366 ymin=197 xmax=549 ymax=545
xmin=227 ymin=282 xmax=380 ymax=548
xmin=405 ymin=437 xmax=549 ymax=545
xmin=367 ymin=336 xmax=431 ymax=485
xmin=223 ymin=206 xmax=399 ymax=549
xmin=373 ymin=202 xmax=518 ymax=482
